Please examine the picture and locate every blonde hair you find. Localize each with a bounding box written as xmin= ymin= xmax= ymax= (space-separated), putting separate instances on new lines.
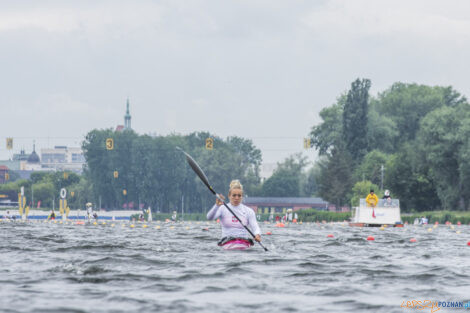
xmin=229 ymin=179 xmax=243 ymax=194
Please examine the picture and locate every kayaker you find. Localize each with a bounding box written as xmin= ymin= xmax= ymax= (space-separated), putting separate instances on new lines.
xmin=365 ymin=189 xmax=379 ymax=207
xmin=207 ymin=180 xmax=262 ymax=244
xmin=48 ymin=209 xmax=56 ymax=220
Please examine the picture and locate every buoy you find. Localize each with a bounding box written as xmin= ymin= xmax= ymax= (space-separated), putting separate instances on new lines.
xmin=266 ymin=231 xmax=272 ymax=235
xmin=380 ymin=226 xmax=385 ymax=230
xmin=275 ymin=223 xmax=285 ymax=228
xmin=450 ymin=225 xmax=455 ymax=230
xmin=185 ymin=226 xmax=189 ymax=230
xmin=93 ymin=222 xmax=97 ymax=225
xmin=366 ymin=236 xmax=374 ymax=241
xmin=327 ymin=234 xmax=334 ymax=238
xmin=457 ymin=221 xmax=461 ymax=225
xmin=102 ymin=221 xmax=106 ymax=225
xmin=428 ymin=228 xmax=432 ymax=232
xmin=202 ymin=227 xmax=209 ymax=231
xmin=293 ymin=219 xmax=297 ymax=223
xmin=456 ymin=231 xmax=461 ymax=234
xmin=170 ymin=226 xmax=175 ymax=229
xmin=434 ymin=221 xmax=439 ymax=225
xmin=156 ymin=225 xmax=161 ymax=229
xmin=467 ymin=241 xmax=470 ymax=246
xmin=433 ymin=224 xmax=438 ymax=228
xmin=111 ymin=223 xmax=115 ymax=227
xmin=143 ymin=224 xmax=148 ymax=228
xmin=410 ymin=238 xmax=417 ymax=243
xmin=130 ymin=224 xmax=135 ymax=228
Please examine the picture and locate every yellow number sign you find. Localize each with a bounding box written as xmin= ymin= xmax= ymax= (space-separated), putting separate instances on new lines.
xmin=205 ymin=138 xmax=214 ymax=150
xmin=6 ymin=138 xmax=13 ymax=150
xmin=106 ymin=138 xmax=114 ymax=150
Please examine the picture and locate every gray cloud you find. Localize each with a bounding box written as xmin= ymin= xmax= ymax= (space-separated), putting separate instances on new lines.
xmin=1 ymin=0 xmax=470 ymax=164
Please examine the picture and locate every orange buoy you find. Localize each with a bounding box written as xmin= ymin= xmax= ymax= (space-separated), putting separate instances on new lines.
xmin=275 ymin=223 xmax=285 ymax=228
xmin=327 ymin=234 xmax=334 ymax=238
xmin=367 ymin=236 xmax=375 ymax=241
xmin=434 ymin=221 xmax=439 ymax=225
xmin=467 ymin=241 xmax=470 ymax=246
xmin=457 ymin=221 xmax=461 ymax=225
xmin=266 ymin=231 xmax=272 ymax=235
xmin=292 ymin=219 xmax=297 ymax=223
xmin=410 ymin=238 xmax=417 ymax=243
xmin=216 ymin=218 xmax=220 ymax=223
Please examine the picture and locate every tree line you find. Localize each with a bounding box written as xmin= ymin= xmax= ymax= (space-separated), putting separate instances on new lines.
xmin=2 ymin=79 xmax=468 ymax=213
xmin=309 ymin=79 xmax=470 ymax=211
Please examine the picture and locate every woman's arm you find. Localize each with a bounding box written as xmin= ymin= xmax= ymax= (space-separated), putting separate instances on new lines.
xmin=247 ymin=208 xmax=261 ymax=236
xmin=207 ymin=204 xmax=223 ymax=220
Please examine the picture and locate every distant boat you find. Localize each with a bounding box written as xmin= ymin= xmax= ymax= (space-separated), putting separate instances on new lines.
xmin=349 ymin=198 xmax=403 ymax=227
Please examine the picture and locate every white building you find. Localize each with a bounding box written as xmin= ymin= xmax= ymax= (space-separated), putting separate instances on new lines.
xmin=41 ymin=146 xmax=85 ymax=172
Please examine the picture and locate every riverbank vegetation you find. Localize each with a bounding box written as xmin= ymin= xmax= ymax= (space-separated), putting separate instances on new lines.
xmin=2 ymin=80 xmax=470 ymax=213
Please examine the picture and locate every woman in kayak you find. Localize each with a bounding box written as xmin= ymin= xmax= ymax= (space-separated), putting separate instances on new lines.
xmin=207 ymin=180 xmax=262 ymax=247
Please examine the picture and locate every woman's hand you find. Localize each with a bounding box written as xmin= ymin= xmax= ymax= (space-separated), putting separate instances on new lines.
xmin=215 ymin=194 xmax=225 ymax=206
xmin=254 ymin=234 xmax=261 ymax=242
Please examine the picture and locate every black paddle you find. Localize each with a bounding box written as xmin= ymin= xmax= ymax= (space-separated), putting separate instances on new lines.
xmin=177 ymin=147 xmax=268 ymax=251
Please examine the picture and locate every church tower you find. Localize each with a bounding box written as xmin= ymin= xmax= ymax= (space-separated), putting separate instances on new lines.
xmin=124 ymin=98 xmax=132 ymax=130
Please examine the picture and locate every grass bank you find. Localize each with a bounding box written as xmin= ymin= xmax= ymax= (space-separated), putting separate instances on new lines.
xmin=401 ymin=210 xmax=470 ymax=224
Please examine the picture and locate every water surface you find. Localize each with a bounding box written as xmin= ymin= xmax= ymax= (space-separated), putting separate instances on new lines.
xmin=0 ymin=220 xmax=469 ymax=312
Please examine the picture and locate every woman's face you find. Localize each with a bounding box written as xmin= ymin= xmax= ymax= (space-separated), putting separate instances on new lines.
xmin=229 ymin=188 xmax=243 ymax=206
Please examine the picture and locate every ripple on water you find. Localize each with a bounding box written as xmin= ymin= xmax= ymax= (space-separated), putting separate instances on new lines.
xmin=1 ymin=221 xmax=469 ymax=313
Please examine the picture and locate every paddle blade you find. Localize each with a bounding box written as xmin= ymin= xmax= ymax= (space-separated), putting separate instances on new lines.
xmin=177 ymin=147 xmax=216 ymax=194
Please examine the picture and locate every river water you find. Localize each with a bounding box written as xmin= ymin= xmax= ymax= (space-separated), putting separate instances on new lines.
xmin=0 ymin=220 xmax=469 ymax=313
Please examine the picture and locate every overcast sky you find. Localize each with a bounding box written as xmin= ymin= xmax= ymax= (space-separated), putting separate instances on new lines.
xmin=1 ymin=0 xmax=470 ymax=165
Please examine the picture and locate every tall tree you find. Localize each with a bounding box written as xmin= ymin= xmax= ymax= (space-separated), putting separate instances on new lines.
xmin=316 ymin=143 xmax=353 ymax=206
xmin=342 ymin=78 xmax=371 ymax=162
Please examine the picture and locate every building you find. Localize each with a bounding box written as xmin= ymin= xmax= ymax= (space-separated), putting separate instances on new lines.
xmin=116 ymin=98 xmax=132 ymax=132
xmin=41 ymin=146 xmax=85 ymax=172
xmin=22 ymin=144 xmax=41 ymax=171
xmin=243 ymin=197 xmax=328 ymax=214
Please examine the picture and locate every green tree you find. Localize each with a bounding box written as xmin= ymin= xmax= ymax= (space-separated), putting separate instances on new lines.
xmin=316 ymin=143 xmax=353 ymax=206
xmin=261 ymin=154 xmax=308 ymax=197
xmin=310 ymin=96 xmax=345 ymax=155
xmin=375 ymin=83 xmax=466 ymax=144
xmin=354 ymin=150 xmax=390 ymax=188
xmin=418 ymin=106 xmax=465 ymax=210
xmin=342 ymin=78 xmax=371 ymax=161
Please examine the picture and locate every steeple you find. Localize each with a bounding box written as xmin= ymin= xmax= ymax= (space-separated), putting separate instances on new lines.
xmin=124 ymin=98 xmax=132 ymax=130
